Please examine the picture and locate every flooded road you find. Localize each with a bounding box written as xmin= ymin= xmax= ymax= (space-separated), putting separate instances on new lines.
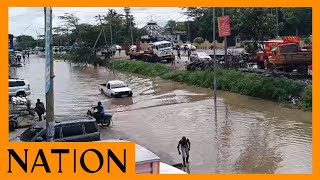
xmin=9 ymin=55 xmax=312 ymax=174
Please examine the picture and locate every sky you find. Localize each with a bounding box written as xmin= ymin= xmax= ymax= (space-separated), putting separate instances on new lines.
xmin=9 ymin=7 xmax=189 ymax=39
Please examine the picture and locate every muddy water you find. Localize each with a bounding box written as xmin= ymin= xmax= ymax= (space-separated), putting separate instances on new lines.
xmin=9 ymin=55 xmax=312 ymax=174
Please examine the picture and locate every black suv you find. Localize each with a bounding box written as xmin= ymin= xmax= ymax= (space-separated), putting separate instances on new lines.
xmin=10 ymin=115 xmax=100 ymax=142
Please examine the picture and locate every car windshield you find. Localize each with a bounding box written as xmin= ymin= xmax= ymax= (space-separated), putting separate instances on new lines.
xmin=159 ymin=43 xmax=171 ymax=49
xmin=111 ymin=83 xmax=126 ymax=89
xmin=20 ymin=126 xmax=43 ymax=141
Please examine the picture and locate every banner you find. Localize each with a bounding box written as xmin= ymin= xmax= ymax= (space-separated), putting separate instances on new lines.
xmin=218 ymin=16 xmax=231 ymax=37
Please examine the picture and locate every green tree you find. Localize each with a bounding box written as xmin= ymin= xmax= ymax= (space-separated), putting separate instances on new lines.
xmin=280 ymin=8 xmax=312 ymax=36
xmin=15 ymin=35 xmax=36 ymax=49
xmin=232 ymin=8 xmax=277 ymax=55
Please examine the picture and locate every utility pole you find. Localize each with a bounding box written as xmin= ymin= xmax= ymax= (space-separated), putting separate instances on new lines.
xmin=130 ymin=15 xmax=134 ymax=46
xmin=276 ymin=8 xmax=279 ymax=37
xmin=187 ymin=18 xmax=190 ymax=42
xmin=98 ymin=15 xmax=108 ymax=46
xmin=44 ymin=7 xmax=55 ymax=142
xmin=109 ymin=15 xmax=113 ymax=46
xmin=222 ymin=8 xmax=228 ymax=65
xmin=213 ymin=8 xmax=217 ymax=107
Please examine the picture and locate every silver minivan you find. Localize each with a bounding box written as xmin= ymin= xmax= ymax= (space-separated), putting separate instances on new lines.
xmin=9 ymin=115 xmax=100 ymax=142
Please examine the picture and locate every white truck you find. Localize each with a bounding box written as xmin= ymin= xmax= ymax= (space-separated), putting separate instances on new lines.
xmin=99 ymin=80 xmax=133 ymax=98
xmin=127 ymin=41 xmax=175 ymax=63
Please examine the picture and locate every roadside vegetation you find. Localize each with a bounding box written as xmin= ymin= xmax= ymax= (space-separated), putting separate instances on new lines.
xmin=107 ymin=60 xmax=311 ymax=111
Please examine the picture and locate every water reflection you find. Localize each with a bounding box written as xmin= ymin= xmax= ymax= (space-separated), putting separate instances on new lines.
xmin=9 ymin=56 xmax=312 ymax=174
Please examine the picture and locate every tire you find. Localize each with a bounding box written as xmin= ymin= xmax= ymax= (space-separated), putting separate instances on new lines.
xmin=297 ymin=65 xmax=308 ymax=75
xmin=128 ymin=92 xmax=133 ymax=97
xmin=284 ymin=65 xmax=293 ymax=73
xmin=16 ymin=91 xmax=26 ymax=97
xmin=110 ymin=94 xmax=114 ymax=98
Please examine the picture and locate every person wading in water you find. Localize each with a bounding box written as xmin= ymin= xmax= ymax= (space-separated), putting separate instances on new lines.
xmin=177 ymin=136 xmax=191 ymax=167
xmin=35 ymin=99 xmax=45 ymax=121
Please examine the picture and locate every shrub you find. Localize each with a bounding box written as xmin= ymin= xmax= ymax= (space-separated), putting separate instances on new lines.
xmin=110 ymin=60 xmax=311 ymax=111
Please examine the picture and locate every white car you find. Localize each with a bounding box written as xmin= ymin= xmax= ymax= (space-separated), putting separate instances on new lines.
xmin=181 ymin=44 xmax=196 ymax=50
xmin=99 ymin=80 xmax=133 ymax=98
xmin=115 ymin=45 xmax=122 ymax=50
xmin=190 ymin=52 xmax=212 ymax=62
xmin=9 ymin=78 xmax=31 ymax=97
xmin=130 ymin=45 xmax=137 ymax=51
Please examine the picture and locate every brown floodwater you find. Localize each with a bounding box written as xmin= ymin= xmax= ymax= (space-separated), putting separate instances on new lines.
xmin=9 ymin=55 xmax=312 ymax=174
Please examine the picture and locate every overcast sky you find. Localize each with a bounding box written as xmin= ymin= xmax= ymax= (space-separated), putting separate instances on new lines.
xmin=9 ymin=7 xmax=188 ymax=38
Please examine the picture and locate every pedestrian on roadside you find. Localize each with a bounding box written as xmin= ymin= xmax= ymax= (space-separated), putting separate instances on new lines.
xmin=118 ymin=49 xmax=121 ymax=56
xmin=27 ymin=51 xmax=30 ymax=58
xmin=187 ymin=49 xmax=191 ymax=60
xmin=177 ymin=136 xmax=191 ymax=167
xmin=22 ymin=54 xmax=26 ymax=61
xmin=35 ymin=99 xmax=45 ymax=121
xmin=184 ymin=46 xmax=187 ymax=54
xmin=177 ymin=48 xmax=181 ymax=60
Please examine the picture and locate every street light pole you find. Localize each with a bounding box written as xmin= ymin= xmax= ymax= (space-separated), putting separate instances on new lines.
xmin=213 ymin=8 xmax=217 ymax=107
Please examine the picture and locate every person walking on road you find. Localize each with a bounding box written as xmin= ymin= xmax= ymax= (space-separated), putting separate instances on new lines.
xmin=27 ymin=51 xmax=30 ymax=58
xmin=177 ymin=136 xmax=191 ymax=167
xmin=177 ymin=48 xmax=181 ymax=60
xmin=35 ymin=99 xmax=45 ymax=121
xmin=22 ymin=54 xmax=26 ymax=62
xmin=187 ymin=49 xmax=191 ymax=60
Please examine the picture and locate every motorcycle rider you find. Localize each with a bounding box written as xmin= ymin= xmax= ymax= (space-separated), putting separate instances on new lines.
xmin=93 ymin=101 xmax=105 ymax=122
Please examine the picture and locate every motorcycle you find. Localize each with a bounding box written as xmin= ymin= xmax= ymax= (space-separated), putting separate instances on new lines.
xmin=86 ymin=107 xmax=113 ymax=127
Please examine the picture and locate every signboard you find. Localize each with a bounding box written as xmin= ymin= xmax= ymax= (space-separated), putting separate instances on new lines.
xmin=283 ymin=36 xmax=301 ymax=44
xmin=45 ymin=8 xmax=52 ymax=94
xmin=218 ymin=16 xmax=231 ymax=37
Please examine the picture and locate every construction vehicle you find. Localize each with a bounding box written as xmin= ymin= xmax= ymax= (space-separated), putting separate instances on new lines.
xmin=264 ymin=43 xmax=312 ymax=75
xmin=125 ymin=40 xmax=175 ymax=63
xmin=250 ymin=36 xmax=301 ymax=69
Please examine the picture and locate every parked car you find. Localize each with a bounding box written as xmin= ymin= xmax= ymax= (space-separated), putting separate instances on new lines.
xmin=130 ymin=45 xmax=137 ymax=51
xmin=115 ymin=45 xmax=122 ymax=50
xmin=9 ymin=78 xmax=31 ymax=97
xmin=99 ymin=80 xmax=133 ymax=98
xmin=9 ymin=115 xmax=100 ymax=142
xmin=181 ymin=44 xmax=196 ymax=50
xmin=190 ymin=52 xmax=212 ymax=62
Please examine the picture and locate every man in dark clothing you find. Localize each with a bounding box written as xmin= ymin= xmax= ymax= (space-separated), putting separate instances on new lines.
xmin=187 ymin=49 xmax=191 ymax=60
xmin=27 ymin=52 xmax=30 ymax=58
xmin=118 ymin=49 xmax=121 ymax=56
xmin=177 ymin=48 xmax=181 ymax=60
xmin=35 ymin=99 xmax=45 ymax=121
xmin=93 ymin=101 xmax=105 ymax=121
xmin=177 ymin=136 xmax=191 ymax=167
xmin=184 ymin=46 xmax=187 ymax=54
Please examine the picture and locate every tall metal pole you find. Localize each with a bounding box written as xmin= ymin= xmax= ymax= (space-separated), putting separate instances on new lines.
xmin=213 ymin=8 xmax=217 ymax=107
xmin=109 ymin=17 xmax=113 ymax=46
xmin=188 ymin=19 xmax=190 ymax=42
xmin=222 ymin=8 xmax=228 ymax=65
xmin=276 ymin=8 xmax=279 ymax=37
xmin=44 ymin=7 xmax=55 ymax=142
xmin=130 ymin=16 xmax=133 ymax=46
